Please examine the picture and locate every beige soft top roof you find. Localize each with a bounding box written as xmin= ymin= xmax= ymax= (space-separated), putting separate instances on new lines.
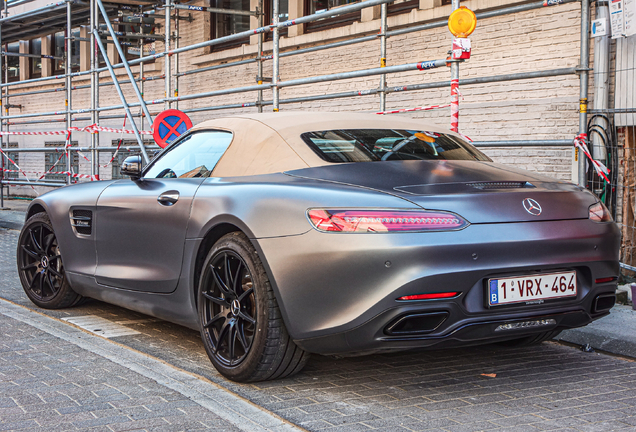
xmin=189 ymin=112 xmax=454 ymax=177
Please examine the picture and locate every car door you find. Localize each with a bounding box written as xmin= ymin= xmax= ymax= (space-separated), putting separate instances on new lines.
xmin=94 ymin=130 xmax=233 ymax=293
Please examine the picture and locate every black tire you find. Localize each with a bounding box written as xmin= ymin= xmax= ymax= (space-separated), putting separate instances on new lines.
xmin=497 ymin=330 xmax=562 ymax=347
xmin=16 ymin=212 xmax=84 ymax=309
xmin=198 ymin=232 xmax=310 ymax=382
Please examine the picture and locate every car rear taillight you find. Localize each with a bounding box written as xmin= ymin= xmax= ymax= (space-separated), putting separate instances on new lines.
xmin=307 ymin=209 xmax=469 ymax=233
xmin=397 ymin=292 xmax=461 ymax=301
xmin=589 ymin=201 xmax=612 ymax=222
xmin=595 ymin=276 xmax=618 ymax=284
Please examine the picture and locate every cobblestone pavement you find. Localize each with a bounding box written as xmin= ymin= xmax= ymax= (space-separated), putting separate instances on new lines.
xmin=2 ymin=201 xmax=636 ymax=432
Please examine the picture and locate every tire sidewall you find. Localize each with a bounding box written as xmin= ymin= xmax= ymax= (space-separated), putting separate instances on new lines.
xmin=197 ymin=232 xmax=270 ymax=381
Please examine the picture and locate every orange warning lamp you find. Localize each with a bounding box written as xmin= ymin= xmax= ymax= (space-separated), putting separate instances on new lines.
xmin=448 ymin=6 xmax=477 ymax=37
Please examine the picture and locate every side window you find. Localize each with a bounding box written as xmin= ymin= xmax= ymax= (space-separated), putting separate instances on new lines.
xmin=144 ymin=131 xmax=233 ymax=179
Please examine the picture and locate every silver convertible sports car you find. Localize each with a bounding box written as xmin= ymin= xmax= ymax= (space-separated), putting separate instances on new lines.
xmin=17 ymin=112 xmax=620 ymax=382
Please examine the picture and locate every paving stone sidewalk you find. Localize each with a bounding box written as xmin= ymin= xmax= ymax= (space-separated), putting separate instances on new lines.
xmin=0 ymin=307 xmax=244 ymax=432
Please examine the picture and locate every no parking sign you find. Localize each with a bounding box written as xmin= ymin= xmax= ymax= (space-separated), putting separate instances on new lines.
xmin=152 ymin=109 xmax=193 ymax=148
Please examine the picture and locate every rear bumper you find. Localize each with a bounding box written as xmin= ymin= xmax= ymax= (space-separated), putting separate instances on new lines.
xmin=255 ymin=218 xmax=620 ymax=354
xmin=293 ymin=296 xmax=613 ymax=355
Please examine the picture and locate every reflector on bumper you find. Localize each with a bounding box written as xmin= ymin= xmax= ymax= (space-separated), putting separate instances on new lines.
xmin=494 ymin=318 xmax=557 ymax=331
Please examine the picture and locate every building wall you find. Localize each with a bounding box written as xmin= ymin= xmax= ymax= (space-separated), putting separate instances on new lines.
xmin=1 ymin=0 xmax=585 ymax=196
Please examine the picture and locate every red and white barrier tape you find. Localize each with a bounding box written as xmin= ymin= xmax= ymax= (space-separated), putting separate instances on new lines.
xmin=450 ymin=78 xmax=459 ymax=133
xmin=0 ymin=124 xmax=152 ymax=136
xmin=574 ymin=133 xmax=610 ymax=182
xmin=374 ymin=102 xmax=473 ymax=142
xmin=376 ymin=103 xmax=451 ymax=115
xmin=0 ymin=122 xmax=143 ymax=187
xmin=2 ymin=168 xmax=99 ymax=180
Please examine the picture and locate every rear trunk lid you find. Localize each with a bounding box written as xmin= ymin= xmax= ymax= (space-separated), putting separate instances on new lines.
xmin=285 ymin=160 xmax=596 ymax=224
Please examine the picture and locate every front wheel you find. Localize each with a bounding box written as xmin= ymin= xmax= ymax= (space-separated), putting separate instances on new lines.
xmin=198 ymin=232 xmax=309 ymax=382
xmin=17 ymin=212 xmax=84 ymax=309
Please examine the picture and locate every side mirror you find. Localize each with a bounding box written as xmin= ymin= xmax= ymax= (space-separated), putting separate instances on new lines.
xmin=121 ymin=155 xmax=142 ymax=180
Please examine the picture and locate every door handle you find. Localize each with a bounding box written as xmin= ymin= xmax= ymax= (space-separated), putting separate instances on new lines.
xmin=157 ymin=190 xmax=180 ymax=206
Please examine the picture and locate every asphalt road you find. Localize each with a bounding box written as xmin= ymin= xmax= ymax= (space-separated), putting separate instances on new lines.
xmin=1 ymin=199 xmax=636 ymax=432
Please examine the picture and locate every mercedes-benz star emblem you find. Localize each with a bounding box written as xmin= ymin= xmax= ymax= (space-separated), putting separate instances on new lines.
xmin=231 ymin=299 xmax=241 ymax=316
xmin=522 ymin=198 xmax=542 ymax=216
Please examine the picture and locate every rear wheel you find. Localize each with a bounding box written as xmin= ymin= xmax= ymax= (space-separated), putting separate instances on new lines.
xmin=198 ymin=232 xmax=310 ymax=382
xmin=17 ymin=213 xmax=83 ymax=309
xmin=497 ymin=330 xmax=562 ymax=347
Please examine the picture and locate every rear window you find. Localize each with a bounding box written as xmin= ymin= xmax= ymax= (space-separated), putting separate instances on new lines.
xmin=301 ymin=129 xmax=490 ymax=163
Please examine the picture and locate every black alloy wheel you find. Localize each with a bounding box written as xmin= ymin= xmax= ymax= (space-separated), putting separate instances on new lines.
xmin=17 ymin=213 xmax=83 ymax=309
xmin=198 ymin=232 xmax=310 ymax=382
xmin=200 ymin=250 xmax=256 ymax=367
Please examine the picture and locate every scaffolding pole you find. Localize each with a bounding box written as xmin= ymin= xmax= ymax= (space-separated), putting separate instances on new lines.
xmin=173 ymin=0 xmax=578 ymax=81
xmin=182 ymin=68 xmax=578 ymax=114
xmin=95 ymin=0 xmax=153 ymax=124
xmin=272 ymin=0 xmax=280 ymax=112
xmin=257 ymin=0 xmax=263 ymax=113
xmin=90 ymin=0 xmax=97 ymax=179
xmin=66 ymin=0 xmax=72 ymax=185
xmin=450 ymin=0 xmax=460 ymax=133
xmin=165 ymin=0 xmax=171 ymax=110
xmin=577 ymin=0 xmax=589 ymax=187
xmin=93 ymin=30 xmax=150 ymax=164
xmin=379 ymin=3 xmax=387 ymax=112
xmin=174 ymin=6 xmax=179 ymax=110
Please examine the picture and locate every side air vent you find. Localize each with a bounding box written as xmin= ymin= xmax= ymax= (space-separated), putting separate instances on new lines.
xmin=71 ymin=209 xmax=93 ymax=235
xmin=468 ymin=182 xmax=534 ymax=190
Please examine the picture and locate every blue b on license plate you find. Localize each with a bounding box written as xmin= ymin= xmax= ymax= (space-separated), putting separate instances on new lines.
xmin=488 ymin=271 xmax=577 ymax=306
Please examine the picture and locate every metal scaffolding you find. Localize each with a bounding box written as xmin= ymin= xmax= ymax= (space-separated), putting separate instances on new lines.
xmin=0 ymin=0 xmax=588 ymax=197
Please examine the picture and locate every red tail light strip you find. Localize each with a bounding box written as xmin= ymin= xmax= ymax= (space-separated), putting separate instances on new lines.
xmin=307 ymin=209 xmax=469 ymax=233
xmin=595 ymin=276 xmax=618 ymax=284
xmin=398 ymin=292 xmax=461 ymax=301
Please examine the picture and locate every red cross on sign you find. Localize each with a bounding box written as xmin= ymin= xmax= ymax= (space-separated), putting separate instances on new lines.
xmin=152 ymin=109 xmax=193 ymax=148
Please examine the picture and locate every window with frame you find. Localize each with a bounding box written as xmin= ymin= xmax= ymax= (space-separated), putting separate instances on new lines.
xmin=5 ymin=142 xmax=19 ymax=180
xmin=5 ymin=42 xmax=19 ymax=82
xmin=30 ymin=38 xmax=42 ymax=78
xmin=387 ymin=0 xmax=419 ymax=16
xmin=264 ymin=0 xmax=288 ymax=40
xmin=303 ymin=0 xmax=360 ymax=33
xmin=53 ymin=29 xmax=81 ymax=73
xmin=210 ymin=0 xmax=252 ymax=50
xmin=44 ymin=141 xmax=79 ymax=181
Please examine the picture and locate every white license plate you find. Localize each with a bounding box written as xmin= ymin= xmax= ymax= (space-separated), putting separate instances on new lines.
xmin=488 ymin=271 xmax=577 ymax=306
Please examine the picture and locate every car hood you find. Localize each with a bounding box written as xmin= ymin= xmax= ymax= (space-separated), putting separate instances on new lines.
xmin=284 ymin=160 xmax=597 ymax=224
